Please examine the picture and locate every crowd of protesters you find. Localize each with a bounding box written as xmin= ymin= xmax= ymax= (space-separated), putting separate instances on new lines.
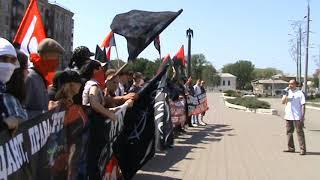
xmin=0 ymin=37 xmax=209 ymax=179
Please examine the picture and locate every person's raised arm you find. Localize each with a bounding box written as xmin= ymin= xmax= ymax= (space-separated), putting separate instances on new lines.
xmin=89 ymin=86 xmax=117 ymax=121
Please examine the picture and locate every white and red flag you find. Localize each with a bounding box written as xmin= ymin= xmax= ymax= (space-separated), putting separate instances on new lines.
xmin=13 ymin=0 xmax=46 ymax=56
xmin=100 ymin=31 xmax=116 ymax=60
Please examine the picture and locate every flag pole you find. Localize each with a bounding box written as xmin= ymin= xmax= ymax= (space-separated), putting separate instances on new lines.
xmin=115 ymin=45 xmax=120 ymax=69
xmin=115 ymin=62 xmax=128 ymax=76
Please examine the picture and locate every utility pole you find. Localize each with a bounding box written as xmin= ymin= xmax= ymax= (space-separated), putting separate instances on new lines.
xmin=296 ymin=37 xmax=299 ymax=83
xmin=186 ymin=28 xmax=193 ymax=78
xmin=303 ymin=2 xmax=310 ymax=95
xmin=299 ymin=26 xmax=302 ymax=85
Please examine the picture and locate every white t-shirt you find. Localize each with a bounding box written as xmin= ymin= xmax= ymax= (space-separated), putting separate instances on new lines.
xmin=115 ymin=82 xmax=125 ymax=96
xmin=193 ymin=84 xmax=202 ymax=96
xmin=284 ymin=89 xmax=305 ymax=120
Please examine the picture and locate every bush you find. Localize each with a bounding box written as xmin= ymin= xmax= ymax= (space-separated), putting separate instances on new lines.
xmin=223 ymin=90 xmax=240 ymax=97
xmin=227 ymin=97 xmax=270 ymax=109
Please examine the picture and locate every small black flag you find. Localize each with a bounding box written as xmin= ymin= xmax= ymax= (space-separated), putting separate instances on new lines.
xmin=154 ymin=35 xmax=161 ymax=55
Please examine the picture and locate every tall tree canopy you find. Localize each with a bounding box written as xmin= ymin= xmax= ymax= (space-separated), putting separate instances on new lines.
xmin=222 ymin=60 xmax=255 ymax=90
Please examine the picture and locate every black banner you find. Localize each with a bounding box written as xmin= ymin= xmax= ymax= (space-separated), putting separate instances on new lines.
xmin=0 ymin=104 xmax=89 ymax=180
xmin=113 ymin=66 xmax=168 ymax=180
xmin=154 ymin=72 xmax=174 ymax=151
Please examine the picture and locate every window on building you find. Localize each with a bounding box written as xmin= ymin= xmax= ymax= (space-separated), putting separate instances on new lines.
xmin=228 ymin=80 xmax=231 ymax=86
xmin=223 ymin=80 xmax=225 ymax=86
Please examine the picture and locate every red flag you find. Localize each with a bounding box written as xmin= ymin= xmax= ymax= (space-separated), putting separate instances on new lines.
xmin=100 ymin=32 xmax=116 ymax=60
xmin=157 ymin=53 xmax=171 ymax=74
xmin=13 ymin=0 xmax=46 ymax=56
xmin=101 ymin=32 xmax=115 ymax=48
xmin=173 ymin=45 xmax=186 ymax=66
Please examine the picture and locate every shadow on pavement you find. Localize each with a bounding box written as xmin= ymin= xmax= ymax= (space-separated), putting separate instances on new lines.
xmin=137 ymin=123 xmax=233 ymax=175
xmin=306 ymin=152 xmax=320 ymax=156
xmin=133 ymin=173 xmax=182 ymax=180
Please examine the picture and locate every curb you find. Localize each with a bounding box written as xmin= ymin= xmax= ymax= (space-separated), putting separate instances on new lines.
xmin=224 ymin=99 xmax=278 ymax=115
xmin=306 ymin=106 xmax=320 ymax=111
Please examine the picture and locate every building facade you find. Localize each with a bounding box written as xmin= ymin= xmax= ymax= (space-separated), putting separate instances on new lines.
xmin=0 ymin=0 xmax=74 ymax=70
xmin=215 ymin=73 xmax=237 ymax=91
xmin=252 ymin=79 xmax=288 ymax=97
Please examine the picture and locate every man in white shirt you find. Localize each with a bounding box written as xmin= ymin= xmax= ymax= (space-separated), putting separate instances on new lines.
xmin=282 ymin=79 xmax=306 ymax=155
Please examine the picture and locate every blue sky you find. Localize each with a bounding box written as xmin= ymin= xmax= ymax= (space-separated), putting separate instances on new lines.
xmin=50 ymin=0 xmax=320 ymax=75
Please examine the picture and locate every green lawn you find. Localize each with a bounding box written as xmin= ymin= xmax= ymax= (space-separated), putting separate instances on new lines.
xmin=307 ymin=98 xmax=320 ymax=103
xmin=306 ymin=102 xmax=320 ymax=108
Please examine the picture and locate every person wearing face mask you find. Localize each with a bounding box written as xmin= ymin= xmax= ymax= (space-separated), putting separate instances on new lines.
xmin=80 ymin=60 xmax=120 ymax=179
xmin=0 ymin=38 xmax=26 ymax=133
xmin=25 ymin=38 xmax=64 ymax=119
xmin=6 ymin=49 xmax=29 ymax=104
xmin=282 ymin=79 xmax=306 ymax=155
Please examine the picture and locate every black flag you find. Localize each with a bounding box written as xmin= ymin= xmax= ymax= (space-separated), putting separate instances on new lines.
xmin=95 ymin=45 xmax=108 ymax=61
xmin=110 ymin=9 xmax=183 ymax=60
xmin=154 ymin=70 xmax=174 ymax=151
xmin=113 ymin=65 xmax=169 ymax=180
xmin=154 ymin=35 xmax=161 ymax=56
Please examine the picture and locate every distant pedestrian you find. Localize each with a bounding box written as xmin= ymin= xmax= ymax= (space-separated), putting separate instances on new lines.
xmin=199 ymin=80 xmax=207 ymax=125
xmin=282 ymin=79 xmax=306 ymax=155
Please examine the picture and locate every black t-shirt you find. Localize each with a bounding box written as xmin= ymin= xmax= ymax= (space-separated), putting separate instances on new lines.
xmin=48 ymin=87 xmax=57 ymax=101
xmin=200 ymin=86 xmax=206 ymax=94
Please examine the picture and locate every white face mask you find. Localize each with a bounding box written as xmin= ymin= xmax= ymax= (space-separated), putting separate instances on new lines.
xmin=0 ymin=62 xmax=16 ymax=83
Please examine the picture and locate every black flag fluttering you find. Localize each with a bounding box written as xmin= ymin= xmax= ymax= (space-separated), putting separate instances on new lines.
xmin=110 ymin=9 xmax=183 ymax=60
xmin=154 ymin=69 xmax=174 ymax=151
xmin=113 ymin=65 xmax=169 ymax=180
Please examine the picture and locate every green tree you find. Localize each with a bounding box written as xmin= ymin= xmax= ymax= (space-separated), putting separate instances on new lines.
xmin=313 ymin=69 xmax=320 ymax=88
xmin=190 ymin=54 xmax=219 ymax=87
xmin=222 ymin=60 xmax=255 ymax=90
xmin=191 ymin=54 xmax=207 ymax=80
xmin=253 ymin=68 xmax=282 ymax=79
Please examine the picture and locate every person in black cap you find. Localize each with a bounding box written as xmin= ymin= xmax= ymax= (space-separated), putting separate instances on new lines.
xmin=48 ymin=70 xmax=82 ymax=110
xmin=54 ymin=70 xmax=82 ymax=106
xmin=69 ymin=46 xmax=94 ymax=71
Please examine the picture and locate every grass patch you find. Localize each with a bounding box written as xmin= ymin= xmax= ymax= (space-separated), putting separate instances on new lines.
xmin=226 ymin=97 xmax=271 ymax=109
xmin=307 ymin=98 xmax=320 ymax=103
xmin=306 ymin=102 xmax=320 ymax=108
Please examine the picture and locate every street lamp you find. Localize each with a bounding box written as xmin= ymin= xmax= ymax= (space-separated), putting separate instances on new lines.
xmin=186 ymin=28 xmax=193 ymax=77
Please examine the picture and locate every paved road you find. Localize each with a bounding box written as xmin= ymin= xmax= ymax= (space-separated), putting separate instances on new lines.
xmin=134 ymin=93 xmax=320 ymax=180
xmin=260 ymin=97 xmax=320 ymax=131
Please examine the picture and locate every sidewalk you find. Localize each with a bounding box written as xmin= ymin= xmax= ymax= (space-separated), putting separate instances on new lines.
xmin=134 ymin=93 xmax=320 ymax=180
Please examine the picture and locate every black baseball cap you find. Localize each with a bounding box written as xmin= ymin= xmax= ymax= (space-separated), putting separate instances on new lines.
xmin=55 ymin=70 xmax=81 ymax=90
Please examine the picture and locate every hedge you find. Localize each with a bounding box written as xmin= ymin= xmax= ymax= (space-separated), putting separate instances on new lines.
xmin=226 ymin=97 xmax=270 ymax=109
xmin=223 ymin=90 xmax=240 ymax=97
